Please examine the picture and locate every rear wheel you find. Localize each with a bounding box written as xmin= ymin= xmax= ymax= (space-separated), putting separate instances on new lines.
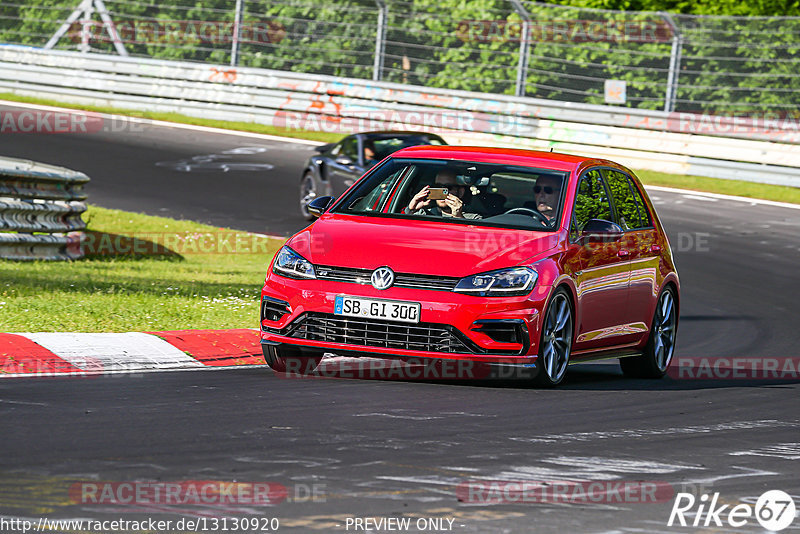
xmin=263 ymin=345 xmax=322 ymax=374
xmin=300 ymin=172 xmax=317 ymax=220
xmin=620 ymin=286 xmax=678 ymax=378
xmin=533 ymin=289 xmax=573 ymax=387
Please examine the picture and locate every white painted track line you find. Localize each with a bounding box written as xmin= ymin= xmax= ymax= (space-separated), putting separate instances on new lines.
xmin=0 ymin=99 xmax=323 ymax=146
xmin=21 ymin=332 xmax=205 ymax=372
xmin=645 ymin=185 xmax=800 ymax=210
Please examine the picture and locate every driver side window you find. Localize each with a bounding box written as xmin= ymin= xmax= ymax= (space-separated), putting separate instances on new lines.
xmin=340 ymin=137 xmax=359 ymax=161
xmin=571 ymin=170 xmax=612 ymax=238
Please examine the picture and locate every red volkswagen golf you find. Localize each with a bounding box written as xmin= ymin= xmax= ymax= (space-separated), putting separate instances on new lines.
xmin=260 ymin=146 xmax=679 ymax=385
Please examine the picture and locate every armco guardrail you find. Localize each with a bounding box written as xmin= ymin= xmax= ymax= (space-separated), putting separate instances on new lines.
xmin=0 ymin=155 xmax=88 ymax=261
xmin=1 ymin=47 xmax=798 ymax=187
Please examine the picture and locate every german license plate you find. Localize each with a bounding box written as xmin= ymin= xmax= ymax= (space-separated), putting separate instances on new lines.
xmin=334 ymin=295 xmax=421 ymax=324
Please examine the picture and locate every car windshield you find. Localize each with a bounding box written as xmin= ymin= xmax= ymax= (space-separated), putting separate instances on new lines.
xmin=332 ymin=158 xmax=568 ymax=231
xmin=368 ymin=135 xmax=445 ymax=162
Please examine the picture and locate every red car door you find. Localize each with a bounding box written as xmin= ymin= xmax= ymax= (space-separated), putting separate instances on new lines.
xmin=605 ymin=169 xmax=660 ymax=344
xmin=570 ymin=169 xmax=632 ymax=353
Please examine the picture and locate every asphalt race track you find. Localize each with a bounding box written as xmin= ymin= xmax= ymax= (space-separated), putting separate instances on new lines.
xmin=2 ymin=103 xmax=799 ymax=533
xmin=0 ymin=103 xmax=321 ymax=236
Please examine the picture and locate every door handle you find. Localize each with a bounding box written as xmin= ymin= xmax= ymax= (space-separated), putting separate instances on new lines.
xmin=618 ymin=249 xmax=630 ymax=258
xmin=650 ymin=244 xmax=662 ymax=253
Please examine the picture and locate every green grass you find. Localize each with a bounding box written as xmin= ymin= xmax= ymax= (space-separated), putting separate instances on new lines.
xmin=1 ymin=91 xmax=798 ymax=204
xmin=0 ymin=206 xmax=284 ymax=332
xmin=636 ymin=170 xmax=800 ymax=205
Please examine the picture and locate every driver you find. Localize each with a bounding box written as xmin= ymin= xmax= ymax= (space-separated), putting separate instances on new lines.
xmin=363 ymin=140 xmax=378 ymax=167
xmin=525 ymin=175 xmax=562 ymax=221
xmin=405 ymin=169 xmax=481 ymax=219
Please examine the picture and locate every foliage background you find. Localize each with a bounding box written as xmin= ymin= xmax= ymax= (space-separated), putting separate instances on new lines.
xmin=1 ymin=0 xmax=797 ymax=114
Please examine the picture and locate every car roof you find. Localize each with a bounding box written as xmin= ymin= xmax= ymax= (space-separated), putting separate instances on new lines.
xmin=359 ymin=131 xmax=445 ymax=138
xmin=391 ymin=145 xmax=610 ymax=172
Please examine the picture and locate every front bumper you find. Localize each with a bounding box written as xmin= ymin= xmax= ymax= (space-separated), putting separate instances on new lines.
xmin=260 ymin=273 xmax=551 ymax=365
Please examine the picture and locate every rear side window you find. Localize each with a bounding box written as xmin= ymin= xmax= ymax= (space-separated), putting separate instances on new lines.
xmin=628 ymin=177 xmax=652 ymax=228
xmin=605 ymin=169 xmax=651 ymax=230
xmin=572 ymin=169 xmax=612 ymax=237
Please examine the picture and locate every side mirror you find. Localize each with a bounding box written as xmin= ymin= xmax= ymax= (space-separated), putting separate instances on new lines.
xmin=580 ymin=219 xmax=623 ymax=243
xmin=307 ymin=196 xmax=334 ymax=218
xmin=314 ymin=143 xmax=334 ymax=153
xmin=335 ymin=155 xmax=353 ymax=166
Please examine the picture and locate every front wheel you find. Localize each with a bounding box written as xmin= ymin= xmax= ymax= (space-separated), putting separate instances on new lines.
xmin=620 ymin=286 xmax=678 ymax=378
xmin=533 ymin=289 xmax=573 ymax=387
xmin=263 ymin=345 xmax=322 ymax=374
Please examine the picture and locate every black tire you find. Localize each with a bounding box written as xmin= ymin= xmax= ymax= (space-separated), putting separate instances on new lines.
xmin=263 ymin=345 xmax=322 ymax=374
xmin=620 ymin=286 xmax=678 ymax=378
xmin=533 ymin=289 xmax=574 ymax=387
xmin=300 ymin=172 xmax=317 ymax=221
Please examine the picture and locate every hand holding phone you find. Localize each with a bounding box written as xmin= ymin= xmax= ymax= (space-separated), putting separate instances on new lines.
xmin=427 ymin=187 xmax=449 ymax=200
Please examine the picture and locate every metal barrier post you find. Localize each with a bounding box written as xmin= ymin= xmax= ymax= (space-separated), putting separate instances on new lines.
xmin=45 ymin=0 xmax=93 ymax=50
xmin=373 ymin=0 xmax=387 ymax=81
xmin=510 ymin=0 xmax=531 ymax=98
xmin=94 ymin=0 xmax=128 ymax=56
xmin=44 ymin=0 xmax=127 ymax=56
xmin=231 ymin=0 xmax=244 ymax=67
xmin=662 ymin=12 xmax=683 ymax=113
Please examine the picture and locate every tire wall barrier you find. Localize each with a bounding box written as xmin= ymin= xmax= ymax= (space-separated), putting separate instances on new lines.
xmin=0 ymin=155 xmax=89 ymax=261
xmin=0 ymin=46 xmax=798 ymax=187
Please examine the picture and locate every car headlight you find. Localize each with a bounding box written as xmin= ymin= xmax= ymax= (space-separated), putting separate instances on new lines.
xmin=271 ymin=246 xmax=316 ymax=279
xmin=454 ymin=267 xmax=537 ymax=297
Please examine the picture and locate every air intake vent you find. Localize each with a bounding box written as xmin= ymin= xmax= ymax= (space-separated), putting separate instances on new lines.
xmin=471 ymin=320 xmax=528 ymax=345
xmin=261 ymin=297 xmax=290 ymax=322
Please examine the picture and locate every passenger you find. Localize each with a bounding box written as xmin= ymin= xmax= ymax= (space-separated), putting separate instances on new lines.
xmin=405 ymin=169 xmax=481 ymax=219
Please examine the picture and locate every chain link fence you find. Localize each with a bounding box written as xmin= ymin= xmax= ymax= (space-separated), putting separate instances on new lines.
xmin=1 ymin=0 xmax=798 ymax=115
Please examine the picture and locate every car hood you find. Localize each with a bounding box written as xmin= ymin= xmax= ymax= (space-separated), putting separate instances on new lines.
xmin=287 ymin=215 xmax=560 ymax=277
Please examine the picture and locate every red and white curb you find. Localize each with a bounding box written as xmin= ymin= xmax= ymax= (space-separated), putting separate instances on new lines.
xmin=0 ymin=329 xmax=265 ymax=378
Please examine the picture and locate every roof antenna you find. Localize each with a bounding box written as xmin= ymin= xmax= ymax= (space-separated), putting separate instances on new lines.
xmin=549 ymin=147 xmax=554 ymax=152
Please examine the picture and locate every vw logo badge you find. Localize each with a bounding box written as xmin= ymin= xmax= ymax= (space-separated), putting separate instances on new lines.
xmin=371 ymin=266 xmax=395 ymax=290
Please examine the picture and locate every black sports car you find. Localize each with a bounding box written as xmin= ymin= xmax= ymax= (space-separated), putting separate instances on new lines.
xmin=299 ymin=131 xmax=447 ymax=219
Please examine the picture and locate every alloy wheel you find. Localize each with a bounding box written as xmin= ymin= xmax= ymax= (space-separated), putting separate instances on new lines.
xmin=538 ymin=291 xmax=573 ymax=385
xmin=652 ymin=289 xmax=677 ymax=372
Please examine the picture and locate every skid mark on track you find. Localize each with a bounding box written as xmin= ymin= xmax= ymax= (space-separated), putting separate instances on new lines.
xmin=355 ymin=412 xmax=444 ymax=421
xmin=509 ymin=419 xmax=800 ymax=444
xmin=729 ymin=443 xmax=800 ymax=460
xmin=677 ymin=466 xmax=779 ymax=486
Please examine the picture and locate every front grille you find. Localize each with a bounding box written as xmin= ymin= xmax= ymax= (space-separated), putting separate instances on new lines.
xmin=285 ymin=313 xmax=473 ymax=353
xmin=315 ymin=265 xmax=459 ymax=291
